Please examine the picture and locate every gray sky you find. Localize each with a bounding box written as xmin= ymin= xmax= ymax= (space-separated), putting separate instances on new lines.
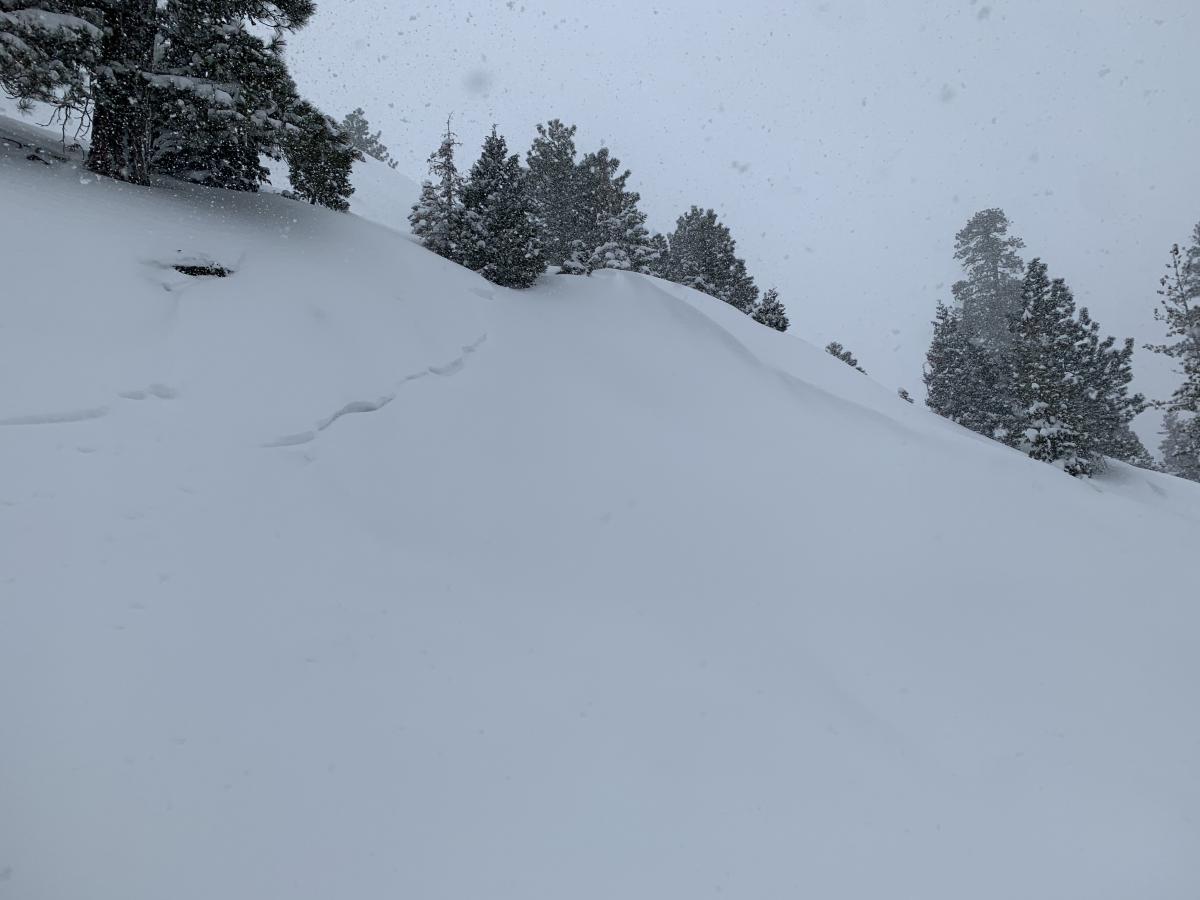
xmin=289 ymin=0 xmax=1200 ymax=444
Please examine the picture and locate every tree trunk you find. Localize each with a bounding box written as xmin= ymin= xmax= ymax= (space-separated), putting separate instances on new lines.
xmin=86 ymin=0 xmax=157 ymax=184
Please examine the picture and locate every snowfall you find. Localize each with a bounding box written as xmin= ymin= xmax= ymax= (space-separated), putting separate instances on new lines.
xmin=2 ymin=112 xmax=1199 ymax=900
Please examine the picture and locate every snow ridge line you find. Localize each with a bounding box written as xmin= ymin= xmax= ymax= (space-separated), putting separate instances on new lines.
xmin=263 ymin=332 xmax=487 ymax=448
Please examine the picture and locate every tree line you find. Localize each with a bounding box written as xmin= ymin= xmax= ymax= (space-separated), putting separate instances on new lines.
xmin=407 ymin=118 xmax=790 ymax=332
xmin=1 ymin=0 xmax=357 ymax=208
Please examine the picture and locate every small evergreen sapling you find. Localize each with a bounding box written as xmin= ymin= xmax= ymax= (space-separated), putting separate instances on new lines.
xmin=751 ymin=288 xmax=789 ymax=332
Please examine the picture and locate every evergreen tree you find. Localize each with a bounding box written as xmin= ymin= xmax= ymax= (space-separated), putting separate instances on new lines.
xmin=152 ymin=1 xmax=299 ymax=191
xmin=562 ymin=146 xmax=655 ymax=275
xmin=341 ymin=107 xmax=398 ymax=168
xmin=923 ymin=302 xmax=1014 ymax=439
xmin=282 ymin=100 xmax=358 ymax=211
xmin=751 ymin=288 xmax=789 ymax=332
xmin=664 ymin=207 xmax=758 ymax=312
xmin=1160 ymin=412 xmax=1200 ymax=482
xmin=1069 ymin=306 xmax=1149 ymax=465
xmin=0 ymin=0 xmax=341 ymax=192
xmin=0 ymin=1 xmax=101 ymax=119
xmin=462 ymin=126 xmax=545 ymax=289
xmin=1146 ymin=223 xmax=1200 ymax=419
xmin=826 ymin=341 xmax=866 ymax=374
xmin=525 ymin=118 xmax=583 ymax=268
xmin=1010 ymin=260 xmax=1093 ymax=475
xmin=409 ymin=118 xmax=468 ymax=262
xmin=952 ymin=208 xmax=1026 ymax=350
xmin=646 ymin=232 xmax=670 ymax=278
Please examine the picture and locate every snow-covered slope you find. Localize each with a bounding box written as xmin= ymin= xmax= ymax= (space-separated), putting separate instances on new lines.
xmin=2 ymin=125 xmax=1199 ymax=900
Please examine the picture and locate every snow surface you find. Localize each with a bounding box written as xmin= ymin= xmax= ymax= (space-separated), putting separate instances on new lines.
xmin=2 ymin=120 xmax=1199 ymax=900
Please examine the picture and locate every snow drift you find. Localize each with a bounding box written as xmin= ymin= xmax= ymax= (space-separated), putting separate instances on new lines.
xmin=2 ymin=121 xmax=1199 ymax=900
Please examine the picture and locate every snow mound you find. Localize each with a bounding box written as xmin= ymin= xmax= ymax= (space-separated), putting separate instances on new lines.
xmin=1 ymin=118 xmax=1199 ymax=900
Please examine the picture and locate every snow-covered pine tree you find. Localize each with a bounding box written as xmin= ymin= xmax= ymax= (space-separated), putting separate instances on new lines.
xmin=923 ymin=302 xmax=1014 ymax=439
xmin=341 ymin=107 xmax=398 ymax=168
xmin=152 ymin=0 xmax=298 ymax=191
xmin=1146 ymin=223 xmax=1200 ymax=421
xmin=825 ymin=341 xmax=866 ymax=374
xmin=1 ymin=0 xmax=345 ymax=196
xmin=282 ymin=100 xmax=358 ymax=211
xmin=1010 ymin=260 xmax=1093 ymax=475
xmin=1069 ymin=306 xmax=1150 ymax=465
xmin=409 ymin=118 xmax=468 ymax=263
xmin=462 ymin=125 xmax=545 ymax=289
xmin=1160 ymin=411 xmax=1200 ymax=482
xmin=570 ymin=146 xmax=655 ymax=275
xmin=751 ymin=288 xmax=789 ymax=332
xmin=646 ymin=233 xmax=670 ymax=278
xmin=525 ymin=119 xmax=583 ymax=268
xmin=952 ymin=208 xmax=1026 ymax=351
xmin=664 ymin=207 xmax=758 ymax=312
xmin=0 ymin=0 xmax=101 ymax=120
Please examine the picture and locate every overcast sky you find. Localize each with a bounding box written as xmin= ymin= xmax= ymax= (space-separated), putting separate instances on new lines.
xmin=288 ymin=0 xmax=1200 ymax=444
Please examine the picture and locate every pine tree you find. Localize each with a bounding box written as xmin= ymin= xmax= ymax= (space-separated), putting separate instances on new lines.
xmin=923 ymin=303 xmax=1015 ymax=439
xmin=1010 ymin=260 xmax=1093 ymax=475
xmin=462 ymin=126 xmax=545 ymax=289
xmin=341 ymin=107 xmax=398 ymax=168
xmin=0 ymin=1 xmax=101 ymax=119
xmin=1160 ymin=412 xmax=1200 ymax=482
xmin=0 ymin=0 xmax=341 ymax=192
xmin=664 ymin=207 xmax=758 ymax=312
xmin=1146 ymin=223 xmax=1200 ymax=419
xmin=952 ymin=208 xmax=1026 ymax=351
xmin=751 ymin=288 xmax=789 ymax=332
xmin=409 ymin=119 xmax=468 ymax=262
xmin=826 ymin=342 xmax=866 ymax=374
xmin=152 ymin=1 xmax=298 ymax=191
xmin=1069 ymin=306 xmax=1149 ymax=465
xmin=282 ymin=100 xmax=358 ymax=211
xmin=567 ymin=147 xmax=656 ymax=275
xmin=525 ymin=119 xmax=583 ymax=268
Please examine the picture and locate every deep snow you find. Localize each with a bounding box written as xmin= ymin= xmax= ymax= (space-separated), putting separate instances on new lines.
xmin=1 ymin=119 xmax=1199 ymax=900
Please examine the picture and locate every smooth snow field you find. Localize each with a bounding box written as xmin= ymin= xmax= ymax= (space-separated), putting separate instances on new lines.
xmin=2 ymin=123 xmax=1199 ymax=900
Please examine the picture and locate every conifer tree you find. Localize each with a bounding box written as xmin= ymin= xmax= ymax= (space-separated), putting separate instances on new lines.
xmin=0 ymin=0 xmax=343 ymax=194
xmin=1146 ymin=223 xmax=1200 ymax=420
xmin=664 ymin=207 xmax=758 ymax=312
xmin=568 ymin=147 xmax=656 ymax=275
xmin=1010 ymin=260 xmax=1093 ymax=475
xmin=1069 ymin=306 xmax=1149 ymax=465
xmin=0 ymin=1 xmax=101 ymax=121
xmin=341 ymin=107 xmax=398 ymax=168
xmin=923 ymin=302 xmax=1014 ymax=439
xmin=1160 ymin=412 xmax=1200 ymax=482
xmin=525 ymin=119 xmax=582 ymax=267
xmin=462 ymin=126 xmax=545 ymax=289
xmin=826 ymin=342 xmax=866 ymax=374
xmin=152 ymin=0 xmax=299 ymax=191
xmin=751 ymin=288 xmax=789 ymax=332
xmin=282 ymin=100 xmax=358 ymax=211
xmin=409 ymin=118 xmax=468 ymax=262
xmin=952 ymin=208 xmax=1026 ymax=350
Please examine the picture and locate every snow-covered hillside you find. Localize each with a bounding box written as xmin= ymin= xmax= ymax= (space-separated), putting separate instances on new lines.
xmin=2 ymin=121 xmax=1199 ymax=900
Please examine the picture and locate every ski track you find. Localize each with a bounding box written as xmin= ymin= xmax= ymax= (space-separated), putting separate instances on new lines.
xmin=264 ymin=333 xmax=487 ymax=448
